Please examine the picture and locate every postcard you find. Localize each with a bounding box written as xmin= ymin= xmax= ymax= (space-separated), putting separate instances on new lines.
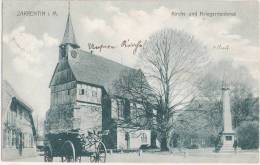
xmin=1 ymin=0 xmax=259 ymax=163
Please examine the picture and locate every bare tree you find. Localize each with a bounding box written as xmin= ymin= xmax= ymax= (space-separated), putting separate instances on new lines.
xmin=113 ymin=69 xmax=156 ymax=129
xmin=195 ymin=59 xmax=258 ymax=132
xmin=114 ymin=29 xmax=208 ymax=151
xmin=174 ymin=59 xmax=259 ymax=148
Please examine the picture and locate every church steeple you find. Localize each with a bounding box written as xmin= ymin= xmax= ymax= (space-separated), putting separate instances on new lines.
xmin=60 ymin=1 xmax=80 ymax=48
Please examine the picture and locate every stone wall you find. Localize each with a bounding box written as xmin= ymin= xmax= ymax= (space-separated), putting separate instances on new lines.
xmin=117 ymin=127 xmax=151 ymax=150
xmin=74 ymin=102 xmax=102 ymax=132
xmin=45 ymin=104 xmax=74 ymax=133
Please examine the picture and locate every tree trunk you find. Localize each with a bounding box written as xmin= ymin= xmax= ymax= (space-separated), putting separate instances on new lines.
xmin=160 ymin=133 xmax=169 ymax=151
xmin=151 ymin=131 xmax=157 ymax=148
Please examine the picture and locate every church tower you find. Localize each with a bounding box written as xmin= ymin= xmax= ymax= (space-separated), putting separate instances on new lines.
xmin=46 ymin=2 xmax=81 ymax=132
xmin=59 ymin=3 xmax=80 ymax=61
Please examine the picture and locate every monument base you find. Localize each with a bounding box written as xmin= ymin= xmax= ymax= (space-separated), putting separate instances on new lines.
xmin=220 ymin=132 xmax=235 ymax=152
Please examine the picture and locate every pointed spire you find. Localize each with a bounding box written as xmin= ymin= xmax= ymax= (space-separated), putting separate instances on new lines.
xmin=60 ymin=0 xmax=80 ymax=48
xmin=68 ymin=0 xmax=70 ymax=13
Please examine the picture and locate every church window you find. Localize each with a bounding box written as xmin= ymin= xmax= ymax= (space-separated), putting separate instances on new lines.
xmin=67 ymin=89 xmax=70 ymax=95
xmin=117 ymin=100 xmax=124 ymax=119
xmin=92 ymin=91 xmax=97 ymax=97
xmin=79 ymin=89 xmax=84 ymax=95
xmin=61 ymin=46 xmax=66 ymax=58
xmin=19 ymin=109 xmax=22 ymax=120
xmin=123 ymin=99 xmax=130 ymax=120
xmin=111 ymin=100 xmax=118 ymax=119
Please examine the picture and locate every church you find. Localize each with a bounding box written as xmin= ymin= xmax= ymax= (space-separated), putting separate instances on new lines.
xmin=44 ymin=11 xmax=151 ymax=150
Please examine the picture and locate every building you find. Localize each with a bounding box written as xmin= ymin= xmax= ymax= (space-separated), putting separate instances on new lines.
xmin=1 ymin=80 xmax=37 ymax=160
xmin=45 ymin=11 xmax=151 ymax=150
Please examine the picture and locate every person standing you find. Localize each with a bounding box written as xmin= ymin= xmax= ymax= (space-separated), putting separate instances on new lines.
xmin=233 ymin=139 xmax=238 ymax=154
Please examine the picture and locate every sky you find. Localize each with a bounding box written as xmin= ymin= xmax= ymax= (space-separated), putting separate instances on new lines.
xmin=2 ymin=0 xmax=259 ymax=123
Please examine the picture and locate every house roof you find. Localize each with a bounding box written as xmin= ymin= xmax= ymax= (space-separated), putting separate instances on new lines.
xmin=2 ymin=80 xmax=17 ymax=116
xmin=68 ymin=49 xmax=136 ymax=93
xmin=12 ymin=97 xmax=33 ymax=112
xmin=2 ymin=80 xmax=34 ymax=113
xmin=2 ymin=80 xmax=36 ymax=135
xmin=60 ymin=13 xmax=79 ymax=48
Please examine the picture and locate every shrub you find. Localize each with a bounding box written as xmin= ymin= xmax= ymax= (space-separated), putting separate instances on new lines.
xmin=187 ymin=144 xmax=199 ymax=149
xmin=236 ymin=121 xmax=259 ymax=149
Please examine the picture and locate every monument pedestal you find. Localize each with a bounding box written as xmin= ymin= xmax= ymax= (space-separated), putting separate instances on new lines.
xmin=220 ymin=132 xmax=235 ymax=152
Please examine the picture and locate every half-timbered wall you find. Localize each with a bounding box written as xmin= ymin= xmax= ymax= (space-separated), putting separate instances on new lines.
xmin=76 ymin=83 xmax=102 ymax=104
xmin=2 ymin=100 xmax=36 ymax=160
xmin=50 ymin=60 xmax=75 ymax=86
xmin=3 ymin=105 xmax=34 ymax=148
xmin=50 ymin=81 xmax=77 ymax=106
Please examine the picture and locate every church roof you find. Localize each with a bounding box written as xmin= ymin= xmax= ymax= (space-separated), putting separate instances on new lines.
xmin=68 ymin=50 xmax=136 ymax=93
xmin=54 ymin=12 xmax=141 ymax=94
xmin=61 ymin=13 xmax=80 ymax=48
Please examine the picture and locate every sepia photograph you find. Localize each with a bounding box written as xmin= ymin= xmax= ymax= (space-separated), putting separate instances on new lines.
xmin=1 ymin=0 xmax=259 ymax=163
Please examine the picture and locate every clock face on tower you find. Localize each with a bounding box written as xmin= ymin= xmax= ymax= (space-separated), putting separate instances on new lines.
xmin=71 ymin=50 xmax=78 ymax=58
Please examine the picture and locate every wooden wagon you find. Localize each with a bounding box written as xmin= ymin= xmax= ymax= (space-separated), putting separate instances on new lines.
xmin=43 ymin=129 xmax=108 ymax=162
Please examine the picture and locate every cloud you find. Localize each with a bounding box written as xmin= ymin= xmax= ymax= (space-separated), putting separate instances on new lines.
xmin=3 ymin=26 xmax=58 ymax=77
xmin=104 ymin=1 xmax=121 ymax=14
xmin=3 ymin=26 xmax=59 ymax=119
xmin=43 ymin=33 xmax=59 ymax=47
xmin=80 ymin=17 xmax=114 ymax=37
xmin=78 ymin=4 xmax=259 ymax=80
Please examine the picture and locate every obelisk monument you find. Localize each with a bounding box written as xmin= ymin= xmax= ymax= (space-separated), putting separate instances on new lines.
xmin=220 ymin=84 xmax=235 ymax=152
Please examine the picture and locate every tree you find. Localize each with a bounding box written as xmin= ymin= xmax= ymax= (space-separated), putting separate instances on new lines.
xmin=183 ymin=59 xmax=259 ymax=148
xmin=114 ymin=29 xmax=208 ymax=151
xmin=237 ymin=121 xmax=259 ymax=149
xmin=113 ymin=69 xmax=155 ymax=129
xmin=172 ymin=100 xmax=221 ymax=148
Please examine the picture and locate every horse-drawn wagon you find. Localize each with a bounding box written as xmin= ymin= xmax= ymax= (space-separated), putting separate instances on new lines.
xmin=44 ymin=129 xmax=108 ymax=162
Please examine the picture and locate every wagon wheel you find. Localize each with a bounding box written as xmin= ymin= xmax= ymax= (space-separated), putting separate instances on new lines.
xmin=61 ymin=140 xmax=76 ymax=162
xmin=90 ymin=142 xmax=107 ymax=162
xmin=44 ymin=144 xmax=53 ymax=162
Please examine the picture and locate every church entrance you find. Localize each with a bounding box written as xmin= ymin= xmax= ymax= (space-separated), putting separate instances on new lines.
xmin=125 ymin=132 xmax=130 ymax=149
